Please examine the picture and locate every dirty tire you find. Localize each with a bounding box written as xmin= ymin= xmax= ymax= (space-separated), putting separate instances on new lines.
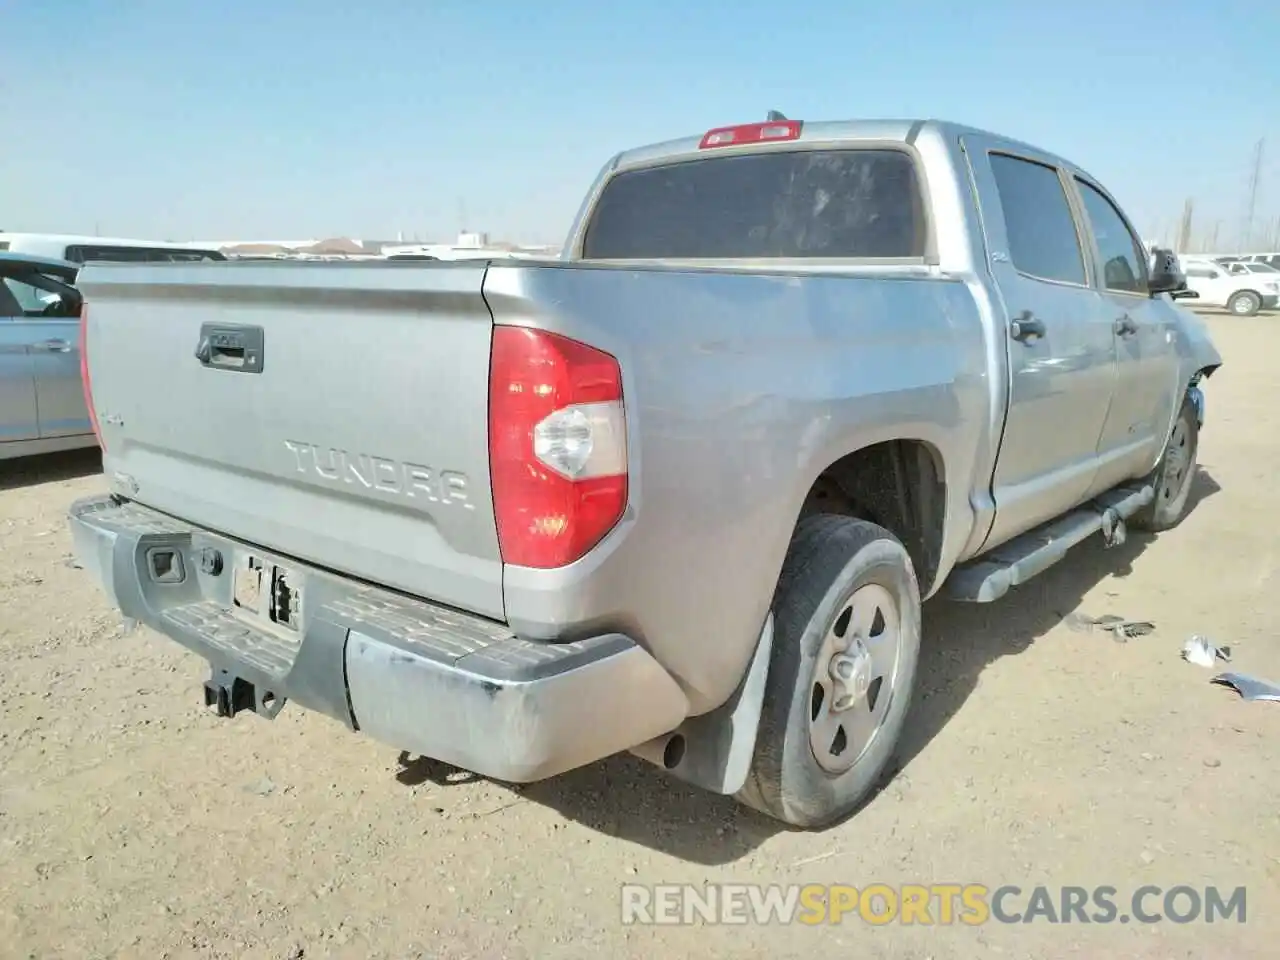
xmin=1227 ymin=291 xmax=1261 ymax=317
xmin=737 ymin=515 xmax=921 ymax=829
xmin=1131 ymin=394 xmax=1200 ymax=532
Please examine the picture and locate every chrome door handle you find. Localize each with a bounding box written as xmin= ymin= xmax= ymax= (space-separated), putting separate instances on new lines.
xmin=32 ymin=338 xmax=72 ymax=353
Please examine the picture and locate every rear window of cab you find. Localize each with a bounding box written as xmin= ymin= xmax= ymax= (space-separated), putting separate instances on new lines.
xmin=581 ymin=148 xmax=926 ymax=260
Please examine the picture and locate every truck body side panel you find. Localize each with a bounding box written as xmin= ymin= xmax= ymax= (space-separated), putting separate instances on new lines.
xmin=483 ymin=262 xmax=988 ymax=712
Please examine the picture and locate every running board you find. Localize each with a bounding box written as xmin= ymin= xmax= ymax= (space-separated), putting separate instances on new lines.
xmin=946 ymin=483 xmax=1154 ymax=603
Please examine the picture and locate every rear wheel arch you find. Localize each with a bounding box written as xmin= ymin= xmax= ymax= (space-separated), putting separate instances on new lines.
xmin=794 ymin=438 xmax=948 ymax=597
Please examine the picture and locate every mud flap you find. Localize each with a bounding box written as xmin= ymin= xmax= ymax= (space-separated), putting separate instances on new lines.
xmin=629 ymin=614 xmax=773 ymax=795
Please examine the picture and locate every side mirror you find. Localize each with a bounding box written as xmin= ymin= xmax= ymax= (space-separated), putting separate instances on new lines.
xmin=1171 ymin=289 xmax=1200 ymax=300
xmin=1148 ymin=247 xmax=1185 ymax=297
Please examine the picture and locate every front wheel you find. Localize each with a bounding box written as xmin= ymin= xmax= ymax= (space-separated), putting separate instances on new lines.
xmin=737 ymin=516 xmax=921 ymax=829
xmin=1227 ymin=291 xmax=1261 ymax=316
xmin=1131 ymin=395 xmax=1200 ymax=532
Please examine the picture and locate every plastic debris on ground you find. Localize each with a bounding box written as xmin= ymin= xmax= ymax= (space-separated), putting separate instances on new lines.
xmin=1062 ymin=612 xmax=1155 ymax=642
xmin=1211 ymin=672 xmax=1280 ymax=703
xmin=1182 ymin=635 xmax=1232 ymax=668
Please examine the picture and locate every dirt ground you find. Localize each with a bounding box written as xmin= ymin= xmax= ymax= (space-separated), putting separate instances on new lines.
xmin=2 ymin=311 xmax=1278 ymax=960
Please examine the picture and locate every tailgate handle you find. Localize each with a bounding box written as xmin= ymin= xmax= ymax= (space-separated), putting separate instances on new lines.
xmin=195 ymin=323 xmax=264 ymax=374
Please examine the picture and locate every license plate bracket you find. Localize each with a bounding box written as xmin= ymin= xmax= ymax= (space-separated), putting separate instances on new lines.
xmin=231 ymin=553 xmax=303 ymax=635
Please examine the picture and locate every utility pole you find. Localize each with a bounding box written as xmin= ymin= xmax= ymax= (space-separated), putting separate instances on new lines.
xmin=1177 ymin=199 xmax=1194 ymax=253
xmin=1243 ymin=138 xmax=1264 ymax=251
xmin=1209 ymin=220 xmax=1221 ymax=252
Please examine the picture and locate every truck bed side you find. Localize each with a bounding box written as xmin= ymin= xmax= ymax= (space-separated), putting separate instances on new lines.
xmin=483 ymin=261 xmax=989 ymax=711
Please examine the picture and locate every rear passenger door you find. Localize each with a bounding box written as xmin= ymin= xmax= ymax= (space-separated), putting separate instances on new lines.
xmin=962 ymin=138 xmax=1118 ymax=550
xmin=1071 ymin=175 xmax=1181 ymax=495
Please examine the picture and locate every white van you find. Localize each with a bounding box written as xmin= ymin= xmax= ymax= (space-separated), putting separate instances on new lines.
xmin=0 ymin=233 xmax=226 ymax=264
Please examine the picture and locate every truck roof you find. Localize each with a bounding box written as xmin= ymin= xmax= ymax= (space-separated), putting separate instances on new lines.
xmin=612 ymin=118 xmax=1088 ymax=180
xmin=0 ymin=232 xmax=221 ymax=250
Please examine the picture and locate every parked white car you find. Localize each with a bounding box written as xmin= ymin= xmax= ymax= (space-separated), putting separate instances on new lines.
xmin=1180 ymin=257 xmax=1279 ymax=315
xmin=1233 ymin=252 xmax=1280 ymax=271
xmin=1224 ymin=260 xmax=1280 ymax=280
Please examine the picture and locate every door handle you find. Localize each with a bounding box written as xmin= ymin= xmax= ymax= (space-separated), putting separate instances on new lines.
xmin=1010 ymin=311 xmax=1046 ymax=342
xmin=32 ymin=338 xmax=72 ymax=353
xmin=1114 ymin=315 xmax=1138 ymax=337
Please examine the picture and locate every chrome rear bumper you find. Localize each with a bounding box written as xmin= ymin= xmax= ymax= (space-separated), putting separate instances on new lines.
xmin=68 ymin=495 xmax=688 ymax=782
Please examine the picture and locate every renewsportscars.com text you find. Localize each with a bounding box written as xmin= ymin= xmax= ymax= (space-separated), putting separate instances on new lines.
xmin=620 ymin=883 xmax=1247 ymax=926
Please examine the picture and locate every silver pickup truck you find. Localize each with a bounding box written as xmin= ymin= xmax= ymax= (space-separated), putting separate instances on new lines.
xmin=69 ymin=117 xmax=1221 ymax=829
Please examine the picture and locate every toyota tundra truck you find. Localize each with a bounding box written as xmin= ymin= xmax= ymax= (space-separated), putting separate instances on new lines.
xmin=68 ymin=117 xmax=1221 ymax=828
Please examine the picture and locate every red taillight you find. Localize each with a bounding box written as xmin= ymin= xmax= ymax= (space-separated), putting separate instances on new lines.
xmin=488 ymin=326 xmax=628 ymax=569
xmin=79 ymin=303 xmax=103 ymax=448
xmin=699 ymin=120 xmax=802 ymax=149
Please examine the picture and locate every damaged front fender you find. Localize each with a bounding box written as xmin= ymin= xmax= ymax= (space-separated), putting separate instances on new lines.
xmin=1171 ymin=302 xmax=1223 ymax=390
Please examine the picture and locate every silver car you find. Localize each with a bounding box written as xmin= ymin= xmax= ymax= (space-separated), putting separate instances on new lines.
xmin=0 ymin=252 xmax=96 ymax=460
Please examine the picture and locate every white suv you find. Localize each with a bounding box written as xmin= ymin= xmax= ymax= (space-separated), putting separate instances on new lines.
xmin=1235 ymin=252 xmax=1280 ymax=271
xmin=1180 ymin=257 xmax=1279 ymax=316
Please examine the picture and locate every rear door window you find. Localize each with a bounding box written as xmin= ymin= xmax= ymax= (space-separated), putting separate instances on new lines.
xmin=581 ymin=148 xmax=926 ymax=260
xmin=988 ymin=153 xmax=1087 ymax=286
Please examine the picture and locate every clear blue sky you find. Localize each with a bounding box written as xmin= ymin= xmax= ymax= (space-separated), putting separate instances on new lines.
xmin=3 ymin=0 xmax=1278 ymax=248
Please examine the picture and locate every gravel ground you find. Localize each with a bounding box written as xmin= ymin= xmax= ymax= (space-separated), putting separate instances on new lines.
xmin=1 ymin=312 xmax=1278 ymax=959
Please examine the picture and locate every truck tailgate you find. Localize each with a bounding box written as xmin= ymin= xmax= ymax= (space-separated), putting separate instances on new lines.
xmin=77 ymin=261 xmax=504 ymax=619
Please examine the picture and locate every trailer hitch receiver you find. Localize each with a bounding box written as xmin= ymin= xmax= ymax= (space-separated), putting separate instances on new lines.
xmin=203 ymin=666 xmax=286 ymax=719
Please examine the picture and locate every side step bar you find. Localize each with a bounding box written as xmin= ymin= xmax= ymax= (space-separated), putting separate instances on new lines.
xmin=946 ymin=483 xmax=1154 ymax=603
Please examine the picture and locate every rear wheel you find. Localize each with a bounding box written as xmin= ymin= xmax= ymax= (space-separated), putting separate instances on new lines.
xmin=1227 ymin=291 xmax=1261 ymax=316
xmin=737 ymin=515 xmax=921 ymax=828
xmin=1131 ymin=395 xmax=1199 ymax=532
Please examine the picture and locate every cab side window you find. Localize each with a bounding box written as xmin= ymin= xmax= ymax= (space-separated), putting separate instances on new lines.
xmin=989 ymin=153 xmax=1087 ymax=286
xmin=1 ymin=278 xmax=78 ymax=318
xmin=1075 ymin=179 xmax=1149 ymax=295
